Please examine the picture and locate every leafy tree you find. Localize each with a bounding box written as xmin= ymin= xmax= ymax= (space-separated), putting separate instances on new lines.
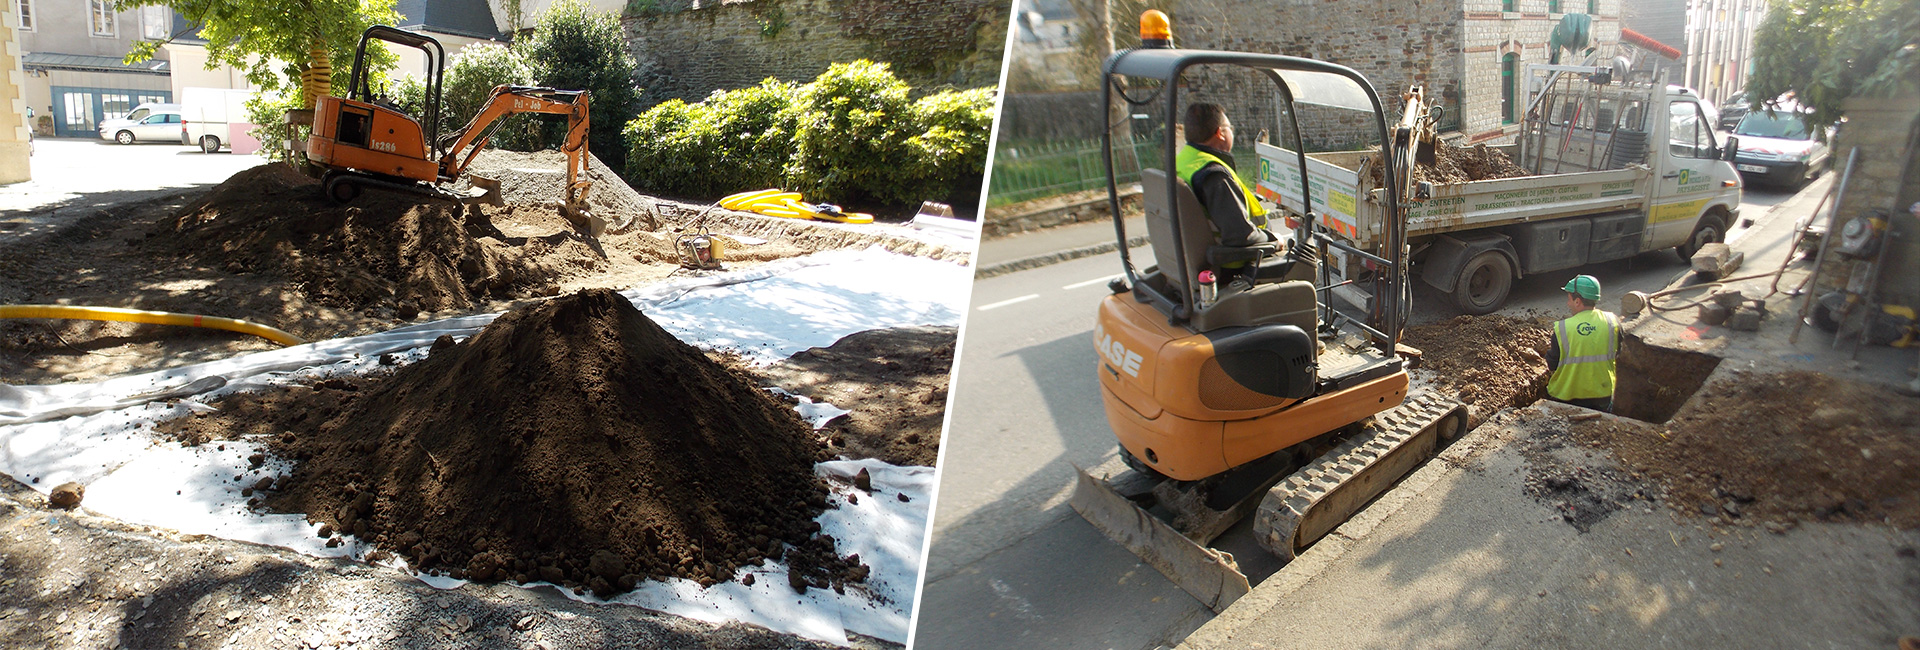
xmin=519 ymin=0 xmax=641 ymax=168
xmin=436 ymin=43 xmax=544 ymax=150
xmin=117 ymin=0 xmax=401 ymax=106
xmin=1747 ymin=0 xmax=1919 ymax=127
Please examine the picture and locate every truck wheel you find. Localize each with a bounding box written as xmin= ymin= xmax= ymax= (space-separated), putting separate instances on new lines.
xmin=1451 ymin=250 xmax=1513 ymax=315
xmin=1676 ymin=213 xmax=1727 ymax=262
xmin=199 ymin=135 xmax=221 ymax=153
xmin=115 ymin=130 xmax=135 ymax=145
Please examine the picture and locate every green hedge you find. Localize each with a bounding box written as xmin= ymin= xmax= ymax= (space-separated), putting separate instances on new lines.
xmin=622 ymin=60 xmax=994 ymax=208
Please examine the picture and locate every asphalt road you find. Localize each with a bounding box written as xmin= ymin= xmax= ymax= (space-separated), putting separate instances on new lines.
xmin=912 ymin=179 xmax=1814 ymax=650
xmin=0 ymin=137 xmax=264 ymax=216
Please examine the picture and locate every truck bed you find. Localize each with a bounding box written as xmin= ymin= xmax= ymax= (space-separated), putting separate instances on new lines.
xmin=1254 ymin=142 xmax=1651 ymax=249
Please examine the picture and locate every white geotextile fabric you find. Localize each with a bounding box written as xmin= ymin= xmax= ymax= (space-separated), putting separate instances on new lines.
xmin=0 ymin=246 xmax=968 ymax=426
xmin=0 ymin=247 xmax=966 ymax=645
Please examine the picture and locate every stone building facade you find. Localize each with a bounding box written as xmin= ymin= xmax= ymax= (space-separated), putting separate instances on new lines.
xmin=998 ymin=0 xmax=1621 ymax=150
xmin=622 ymin=0 xmax=1009 ymax=106
xmin=1820 ymin=94 xmax=1920 ymax=309
xmin=1169 ymin=0 xmax=1619 ymax=148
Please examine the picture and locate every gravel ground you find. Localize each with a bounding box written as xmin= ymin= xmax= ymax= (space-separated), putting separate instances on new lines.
xmin=0 ymin=476 xmax=896 ymax=650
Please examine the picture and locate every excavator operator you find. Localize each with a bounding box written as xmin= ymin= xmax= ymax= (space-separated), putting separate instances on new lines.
xmin=1544 ymin=274 xmax=1621 ymax=412
xmin=1176 ymin=103 xmax=1277 ymax=291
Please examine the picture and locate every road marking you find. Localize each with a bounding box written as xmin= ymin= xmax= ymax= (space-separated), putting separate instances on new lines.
xmin=1062 ymin=274 xmax=1120 ymax=290
xmin=976 ymin=294 xmax=1039 ymax=311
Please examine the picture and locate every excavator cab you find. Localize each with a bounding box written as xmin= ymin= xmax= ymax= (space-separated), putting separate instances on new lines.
xmin=1072 ymin=11 xmax=1466 ymax=612
xmin=307 ymin=26 xmax=447 ymax=202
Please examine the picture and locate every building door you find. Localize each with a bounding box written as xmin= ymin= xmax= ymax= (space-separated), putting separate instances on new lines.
xmin=53 ymin=90 xmax=95 ymax=138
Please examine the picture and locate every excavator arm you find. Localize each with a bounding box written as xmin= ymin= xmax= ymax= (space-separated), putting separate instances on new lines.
xmin=437 ymin=85 xmax=595 ymax=228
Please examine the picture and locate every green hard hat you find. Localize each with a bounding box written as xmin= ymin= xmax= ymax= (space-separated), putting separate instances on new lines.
xmin=1564 ymin=275 xmax=1602 ymax=301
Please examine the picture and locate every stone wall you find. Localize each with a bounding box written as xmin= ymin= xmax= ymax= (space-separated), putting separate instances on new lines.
xmin=1821 ymin=94 xmax=1920 ymax=308
xmin=623 ymin=0 xmax=1009 ymax=107
xmin=1146 ymin=0 xmax=1617 ymax=150
xmin=999 ymin=91 xmax=1105 ymax=142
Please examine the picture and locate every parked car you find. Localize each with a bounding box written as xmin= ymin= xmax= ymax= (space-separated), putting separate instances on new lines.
xmin=179 ymin=87 xmax=259 ymax=153
xmin=1718 ymin=91 xmax=1749 ymax=131
xmin=1730 ymin=101 xmax=1831 ymax=187
xmin=98 ymin=103 xmax=184 ymax=145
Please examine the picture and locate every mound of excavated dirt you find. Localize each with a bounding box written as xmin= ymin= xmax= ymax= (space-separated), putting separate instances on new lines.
xmin=750 ymin=326 xmax=956 ymax=467
xmin=1368 ymin=141 xmax=1532 ymax=186
xmin=456 ymin=149 xmax=660 ymax=232
xmin=1405 ymin=315 xmax=1552 ymax=426
xmin=1575 ymin=371 xmax=1920 ymax=529
xmin=170 ymin=163 xmax=603 ymax=313
xmin=164 ymin=289 xmax=865 ymax=596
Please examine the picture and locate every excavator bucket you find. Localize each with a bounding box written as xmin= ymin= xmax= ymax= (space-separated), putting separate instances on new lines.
xmin=559 ymin=203 xmax=607 ymax=238
xmin=466 ymin=173 xmax=505 ymax=206
xmin=1069 ymin=465 xmax=1251 ymax=613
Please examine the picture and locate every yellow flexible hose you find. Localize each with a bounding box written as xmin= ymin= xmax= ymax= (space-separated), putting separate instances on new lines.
xmin=0 ymin=305 xmax=306 ymax=347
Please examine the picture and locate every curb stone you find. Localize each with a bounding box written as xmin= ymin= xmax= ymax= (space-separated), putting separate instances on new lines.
xmin=1174 ymin=408 xmax=1516 ymax=650
xmin=975 ymin=235 xmax=1149 ymax=279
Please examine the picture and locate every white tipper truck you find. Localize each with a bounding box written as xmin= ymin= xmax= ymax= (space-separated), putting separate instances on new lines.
xmin=1254 ymin=65 xmax=1744 ymax=314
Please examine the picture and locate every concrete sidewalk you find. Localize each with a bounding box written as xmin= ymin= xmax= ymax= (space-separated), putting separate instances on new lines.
xmin=1179 ymin=404 xmax=1920 ymax=649
xmin=1176 ymin=177 xmax=1920 ymax=649
xmin=976 ymin=215 xmax=1146 ymax=277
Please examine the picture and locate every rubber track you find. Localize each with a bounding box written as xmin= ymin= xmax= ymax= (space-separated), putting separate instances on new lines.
xmin=1252 ymin=390 xmax=1464 ymax=561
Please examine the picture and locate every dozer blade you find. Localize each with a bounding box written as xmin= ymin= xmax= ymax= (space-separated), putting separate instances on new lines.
xmin=1254 ymin=390 xmax=1466 ymax=561
xmin=1070 ymin=466 xmax=1251 ymax=612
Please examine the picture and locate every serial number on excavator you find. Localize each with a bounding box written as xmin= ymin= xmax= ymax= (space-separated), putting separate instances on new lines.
xmin=370 ymin=141 xmax=397 ymax=153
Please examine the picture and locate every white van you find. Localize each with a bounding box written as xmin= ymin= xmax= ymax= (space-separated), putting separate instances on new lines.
xmin=180 ymin=87 xmax=260 ymax=153
xmin=98 ymin=103 xmax=183 ymax=145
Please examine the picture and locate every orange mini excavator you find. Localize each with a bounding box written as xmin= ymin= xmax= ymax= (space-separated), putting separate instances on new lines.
xmin=1070 ymin=12 xmax=1467 ymax=613
xmin=306 ymin=26 xmax=602 ymax=235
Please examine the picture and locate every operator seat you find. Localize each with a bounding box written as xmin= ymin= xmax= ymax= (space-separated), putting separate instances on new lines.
xmin=1140 ymin=168 xmax=1318 ymax=334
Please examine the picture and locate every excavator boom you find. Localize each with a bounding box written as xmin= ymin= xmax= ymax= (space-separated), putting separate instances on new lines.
xmin=437 ymin=85 xmax=593 ymax=212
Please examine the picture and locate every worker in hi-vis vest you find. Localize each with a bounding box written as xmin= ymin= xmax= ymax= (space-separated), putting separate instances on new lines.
xmin=1176 ymin=102 xmax=1275 ymax=291
xmin=1544 ymin=274 xmax=1621 ymax=412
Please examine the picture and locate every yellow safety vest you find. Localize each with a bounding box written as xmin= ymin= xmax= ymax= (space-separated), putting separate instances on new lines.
xmin=1548 ymin=308 xmax=1620 ymax=401
xmin=1176 ymin=145 xmax=1268 ymax=223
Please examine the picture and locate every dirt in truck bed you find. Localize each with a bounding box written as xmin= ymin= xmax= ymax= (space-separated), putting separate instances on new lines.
xmin=0 ymin=150 xmax=966 ymax=385
xmin=163 ymin=289 xmax=868 ymax=597
xmin=1367 ymin=140 xmax=1533 ymax=186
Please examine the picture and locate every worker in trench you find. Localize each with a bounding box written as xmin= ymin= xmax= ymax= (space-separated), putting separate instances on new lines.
xmin=1543 ymin=274 xmax=1622 ymax=412
xmin=1176 ymin=102 xmax=1279 ymax=292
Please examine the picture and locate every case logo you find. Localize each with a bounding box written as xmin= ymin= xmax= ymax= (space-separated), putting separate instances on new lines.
xmin=1094 ymin=322 xmax=1144 ymax=378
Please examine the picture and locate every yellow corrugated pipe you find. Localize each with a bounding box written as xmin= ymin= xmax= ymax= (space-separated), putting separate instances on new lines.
xmin=0 ymin=305 xmax=306 ymax=347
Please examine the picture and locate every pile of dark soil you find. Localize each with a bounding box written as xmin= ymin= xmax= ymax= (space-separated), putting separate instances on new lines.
xmin=170 ymin=164 xmax=603 ymax=314
xmin=1368 ymin=141 xmax=1532 ymax=186
xmin=1514 ymin=412 xmax=1659 ymax=533
xmin=750 ymin=326 xmax=956 ymax=467
xmin=1405 ymin=315 xmax=1552 ymax=426
xmin=164 ymin=289 xmax=866 ymax=596
xmin=1575 ymin=371 xmax=1920 ymax=529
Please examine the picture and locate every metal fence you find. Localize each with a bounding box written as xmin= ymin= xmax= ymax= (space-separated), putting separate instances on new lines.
xmin=985 ymin=136 xmax=1159 ymax=208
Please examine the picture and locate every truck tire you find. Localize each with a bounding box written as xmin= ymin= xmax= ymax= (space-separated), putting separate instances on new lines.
xmin=1676 ymin=212 xmax=1727 ymax=262
xmin=199 ymin=135 xmax=221 ymax=153
xmin=115 ymin=130 xmax=135 ymax=145
xmin=1452 ymin=250 xmax=1513 ymax=315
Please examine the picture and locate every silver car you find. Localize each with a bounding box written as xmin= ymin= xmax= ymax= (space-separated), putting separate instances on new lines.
xmin=98 ymin=103 xmax=185 ymax=145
